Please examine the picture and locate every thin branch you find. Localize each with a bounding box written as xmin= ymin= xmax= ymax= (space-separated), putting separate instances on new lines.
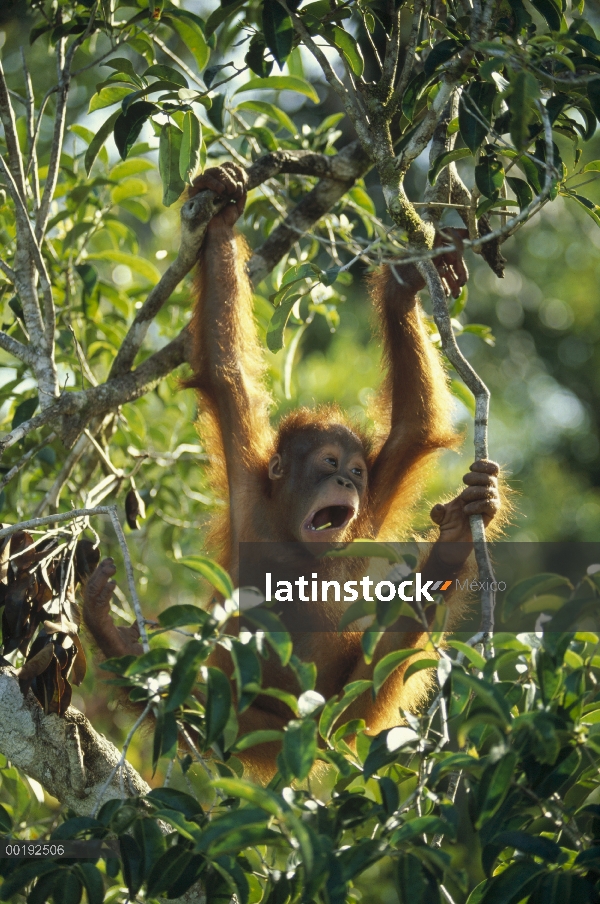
xmin=380 ymin=5 xmax=403 ymax=101
xmin=0 ymin=58 xmax=26 ymax=202
xmin=108 ymin=507 xmax=150 ymax=653
xmin=151 ymin=34 xmax=206 ymax=91
xmin=0 ymin=506 xmax=117 ymax=539
xmin=389 ymin=0 xmax=425 ymax=110
xmin=90 ymin=700 xmax=154 ymax=816
xmin=0 ymin=155 xmax=54 ymax=357
xmin=0 ymin=257 xmax=15 ymax=281
xmin=21 ymin=48 xmax=40 ymax=211
xmin=281 ymin=1 xmax=373 ymax=149
xmin=36 ymin=8 xmax=97 ymax=241
xmin=0 ymin=330 xmax=35 ymax=367
xmin=418 ymin=258 xmax=496 ymax=635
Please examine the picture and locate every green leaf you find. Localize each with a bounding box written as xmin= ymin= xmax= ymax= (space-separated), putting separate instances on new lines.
xmin=0 ymin=803 xmax=12 ymax=832
xmin=180 ymin=111 xmax=201 ymax=183
xmin=0 ymin=862 xmax=60 ymax=900
xmin=507 ymin=175 xmax=533 ymax=210
xmin=475 ymin=752 xmax=517 ymax=827
xmin=146 ymin=848 xmax=194 ymax=898
xmin=146 ymin=787 xmax=203 ymax=819
xmin=180 ymin=555 xmax=234 ymax=598
xmin=330 ymin=26 xmax=364 ymax=77
xmin=205 ymin=666 xmax=232 ymax=746
xmin=319 ymin=680 xmax=372 ymax=738
xmin=282 ymin=719 xmax=317 ymax=780
xmin=392 ymin=816 xmax=455 ymax=844
xmin=232 ymin=729 xmax=285 ymax=752
xmin=159 ymin=122 xmax=186 ymax=207
xmin=266 ymin=295 xmax=298 ymax=352
xmin=530 ymin=0 xmax=562 ymax=30
xmin=168 ymin=15 xmax=210 ymax=72
xmin=263 ymin=0 xmax=293 ymax=68
xmin=157 ymin=604 xmax=210 ymax=629
xmin=12 ymin=395 xmax=38 ymax=429
xmin=165 ymin=639 xmax=206 ymax=712
xmin=243 ymin=608 xmax=292 ymax=665
xmin=503 ymin=573 xmax=572 ymax=620
xmin=211 ymin=778 xmax=283 ymax=816
xmin=84 ymin=110 xmax=120 ymax=174
xmin=373 ymin=649 xmax=420 ymax=694
xmin=205 ymin=0 xmax=246 ymax=38
xmin=231 ymin=639 xmax=261 ymax=712
xmin=89 ymin=85 xmax=130 ymax=112
xmin=236 ymin=99 xmax=296 ymax=135
xmin=460 ymin=81 xmax=497 ymax=152
xmin=111 ymin=177 xmax=147 ymax=204
xmin=428 ymin=147 xmax=471 ymax=185
xmin=475 ymin=154 xmax=505 ymax=199
xmin=582 ymin=159 xmax=600 ymax=172
xmin=76 ymin=864 xmax=104 ymax=904
xmin=126 ymin=648 xmax=174 ymax=677
xmin=143 ymin=63 xmax=189 ymax=88
xmin=423 ymin=38 xmax=462 ymax=77
xmin=587 ymin=78 xmax=600 ymax=121
xmin=478 ymin=861 xmax=545 ymax=904
xmin=395 ymin=851 xmax=439 ymax=903
xmin=235 ymin=76 xmax=319 ymax=103
xmin=119 ymin=834 xmax=144 ymax=896
xmin=114 ymin=101 xmax=157 ymax=160
xmin=447 ymin=640 xmax=486 ymax=669
xmin=567 ymin=192 xmax=600 ymax=226
xmin=245 ymin=33 xmax=274 ymax=78
xmin=337 ymin=597 xmax=376 ymax=631
xmin=401 ymin=72 xmax=428 ymax=122
xmin=86 ymin=249 xmax=160 ymax=282
xmin=103 ymin=56 xmax=142 ymax=84
xmin=508 ymin=71 xmax=540 ymax=150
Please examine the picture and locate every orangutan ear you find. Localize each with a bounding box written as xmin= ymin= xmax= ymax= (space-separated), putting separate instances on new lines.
xmin=268 ymin=454 xmax=283 ymax=480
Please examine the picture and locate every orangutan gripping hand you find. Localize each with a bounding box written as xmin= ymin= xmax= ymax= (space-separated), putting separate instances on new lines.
xmin=429 ymin=460 xmax=500 ymax=564
xmin=82 ymin=558 xmax=142 ymax=659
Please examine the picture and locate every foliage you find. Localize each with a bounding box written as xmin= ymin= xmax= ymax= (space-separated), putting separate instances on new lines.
xmin=1 ymin=0 xmax=600 ymax=902
xmin=5 ymin=561 xmax=600 ymax=902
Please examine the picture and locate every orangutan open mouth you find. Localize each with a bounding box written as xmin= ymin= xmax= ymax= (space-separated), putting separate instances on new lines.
xmin=305 ymin=505 xmax=354 ymax=532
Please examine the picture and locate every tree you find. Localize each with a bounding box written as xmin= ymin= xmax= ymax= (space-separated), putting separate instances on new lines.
xmin=2 ymin=1 xmax=600 ymax=902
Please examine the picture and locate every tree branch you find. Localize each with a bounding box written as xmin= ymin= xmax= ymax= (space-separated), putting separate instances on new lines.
xmin=247 ymin=142 xmax=371 ymax=284
xmin=0 ymin=330 xmax=36 ymax=367
xmin=418 ymin=259 xmax=496 ymax=635
xmin=36 ymin=13 xmax=96 ymax=242
xmin=0 ymin=58 xmax=26 ymax=203
xmin=110 ymin=148 xmax=370 ymax=378
xmin=0 ymin=668 xmax=150 ymax=812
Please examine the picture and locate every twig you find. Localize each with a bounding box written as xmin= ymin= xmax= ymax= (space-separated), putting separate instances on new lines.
xmin=0 ymin=59 xmax=26 ymax=202
xmin=20 ymin=48 xmax=40 ymax=211
xmin=90 ymin=699 xmax=154 ymax=816
xmin=108 ymin=507 xmax=150 ymax=653
xmin=0 ymin=330 xmax=35 ymax=367
xmin=151 ymin=34 xmax=206 ymax=91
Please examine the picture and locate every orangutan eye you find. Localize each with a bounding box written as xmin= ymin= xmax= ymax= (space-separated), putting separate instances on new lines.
xmin=325 ymin=457 xmax=337 ymax=467
xmin=352 ymin=467 xmax=363 ymax=477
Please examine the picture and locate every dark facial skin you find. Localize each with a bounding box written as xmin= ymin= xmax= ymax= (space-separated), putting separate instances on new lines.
xmin=268 ymin=427 xmax=368 ymax=545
